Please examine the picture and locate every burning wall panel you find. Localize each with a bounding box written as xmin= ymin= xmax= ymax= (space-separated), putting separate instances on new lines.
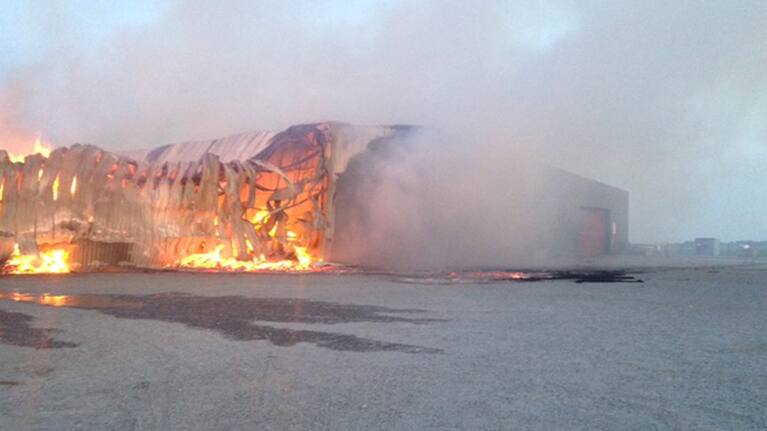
xmin=0 ymin=122 xmax=398 ymax=273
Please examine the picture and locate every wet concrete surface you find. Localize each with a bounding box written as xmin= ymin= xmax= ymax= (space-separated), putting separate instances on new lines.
xmin=0 ymin=263 xmax=765 ymax=430
xmin=0 ymin=291 xmax=441 ymax=353
xmin=0 ymin=308 xmax=78 ymax=349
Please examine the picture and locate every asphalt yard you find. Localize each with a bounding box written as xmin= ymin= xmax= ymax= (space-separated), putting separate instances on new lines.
xmin=0 ymin=263 xmax=765 ymax=430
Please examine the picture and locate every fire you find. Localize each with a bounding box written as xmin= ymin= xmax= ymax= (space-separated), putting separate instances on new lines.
xmin=250 ymin=210 xmax=270 ymax=225
xmin=294 ymin=246 xmax=313 ymax=267
xmin=175 ymin=243 xmax=317 ymax=272
xmin=70 ymin=175 xmax=78 ymax=195
xmin=3 ymin=244 xmax=71 ymax=274
xmin=52 ymin=174 xmax=60 ymax=201
xmin=7 ymin=137 xmax=52 ymax=163
xmin=249 ymin=210 xmax=283 ymax=238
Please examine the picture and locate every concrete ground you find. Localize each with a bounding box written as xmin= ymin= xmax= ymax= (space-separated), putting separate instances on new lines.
xmin=0 ymin=262 xmax=765 ymax=430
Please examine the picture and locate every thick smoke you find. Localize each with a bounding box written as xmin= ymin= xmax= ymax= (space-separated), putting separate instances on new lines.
xmin=332 ymin=129 xmax=559 ymax=269
xmin=1 ymin=0 xmax=766 ymax=243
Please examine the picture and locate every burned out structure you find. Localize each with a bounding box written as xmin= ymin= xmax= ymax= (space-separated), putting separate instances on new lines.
xmin=0 ymin=122 xmax=628 ymax=271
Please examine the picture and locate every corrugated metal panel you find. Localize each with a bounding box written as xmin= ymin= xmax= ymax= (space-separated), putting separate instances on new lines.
xmin=70 ymin=239 xmax=132 ymax=268
xmin=126 ymin=131 xmax=277 ymax=164
xmin=209 ymin=131 xmax=275 ymax=162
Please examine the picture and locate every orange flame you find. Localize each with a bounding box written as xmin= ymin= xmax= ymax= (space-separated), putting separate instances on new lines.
xmin=7 ymin=137 xmax=52 ymax=163
xmin=3 ymin=244 xmax=71 ymax=274
xmin=52 ymin=174 xmax=60 ymax=201
xmin=175 ymin=243 xmax=317 ymax=272
xmin=250 ymin=210 xmax=270 ymax=225
xmin=70 ymin=175 xmax=78 ymax=195
xmin=294 ymin=245 xmax=313 ymax=267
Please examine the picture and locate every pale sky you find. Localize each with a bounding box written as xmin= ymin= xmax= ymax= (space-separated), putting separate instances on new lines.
xmin=1 ymin=0 xmax=765 ymax=243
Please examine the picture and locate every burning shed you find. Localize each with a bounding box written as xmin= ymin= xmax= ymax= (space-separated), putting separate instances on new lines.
xmin=0 ymin=123 xmax=399 ymax=272
xmin=0 ymin=122 xmax=629 ymax=273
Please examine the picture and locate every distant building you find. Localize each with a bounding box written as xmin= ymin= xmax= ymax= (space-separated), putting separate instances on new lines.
xmin=695 ymin=238 xmax=721 ymax=257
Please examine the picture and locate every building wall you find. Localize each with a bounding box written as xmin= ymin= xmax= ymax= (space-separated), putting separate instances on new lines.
xmin=539 ymin=167 xmax=629 ymax=255
xmin=329 ymin=130 xmax=630 ymax=268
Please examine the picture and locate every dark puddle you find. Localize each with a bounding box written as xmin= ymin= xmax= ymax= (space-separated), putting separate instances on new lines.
xmin=0 ymin=291 xmax=442 ymax=353
xmin=0 ymin=308 xmax=78 ymax=349
xmin=466 ymin=270 xmax=644 ymax=283
xmin=565 ymin=271 xmax=644 ymax=283
xmin=390 ymin=270 xmax=643 ymax=284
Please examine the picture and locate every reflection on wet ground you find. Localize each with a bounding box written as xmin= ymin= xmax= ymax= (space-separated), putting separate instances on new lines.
xmin=0 ymin=291 xmax=442 ymax=353
xmin=389 ymin=270 xmax=643 ymax=284
xmin=0 ymin=308 xmax=78 ymax=349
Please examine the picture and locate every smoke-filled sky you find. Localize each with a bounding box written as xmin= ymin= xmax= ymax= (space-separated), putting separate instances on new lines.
xmin=1 ymin=0 xmax=765 ymax=243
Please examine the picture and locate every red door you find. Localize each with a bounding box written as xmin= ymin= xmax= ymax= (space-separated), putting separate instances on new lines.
xmin=580 ymin=208 xmax=608 ymax=257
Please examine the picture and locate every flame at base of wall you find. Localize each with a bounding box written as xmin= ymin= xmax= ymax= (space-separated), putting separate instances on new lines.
xmin=1 ymin=242 xmax=319 ymax=275
xmin=2 ymin=244 xmax=71 ymax=274
xmin=1 ymin=241 xmax=327 ymax=274
xmin=173 ymin=244 xmax=316 ymax=272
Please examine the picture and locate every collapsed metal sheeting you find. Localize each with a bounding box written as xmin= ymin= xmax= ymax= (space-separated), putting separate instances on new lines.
xmin=0 ymin=122 xmax=398 ymax=270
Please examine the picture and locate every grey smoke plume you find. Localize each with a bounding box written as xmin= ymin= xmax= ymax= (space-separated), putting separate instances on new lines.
xmin=1 ymin=0 xmax=766 ymax=242
xmin=332 ymin=129 xmax=556 ymax=269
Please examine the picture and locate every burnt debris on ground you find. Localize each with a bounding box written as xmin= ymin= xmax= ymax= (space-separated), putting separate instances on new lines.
xmin=565 ymin=271 xmax=644 ymax=283
xmin=0 ymin=291 xmax=442 ymax=353
xmin=388 ymin=270 xmax=643 ymax=284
